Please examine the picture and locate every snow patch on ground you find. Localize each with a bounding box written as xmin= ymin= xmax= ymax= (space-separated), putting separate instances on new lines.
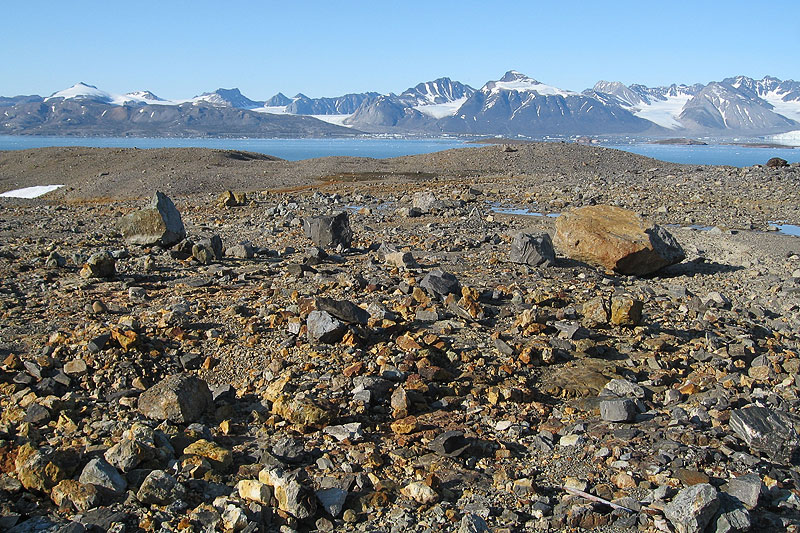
xmin=414 ymin=97 xmax=468 ymax=118
xmin=0 ymin=185 xmax=64 ymax=198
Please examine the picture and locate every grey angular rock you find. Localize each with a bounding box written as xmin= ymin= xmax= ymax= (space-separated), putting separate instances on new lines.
xmin=322 ymin=422 xmax=363 ymax=442
xmin=724 ymin=473 xmax=762 ymax=509
xmin=104 ymin=439 xmax=154 ymax=473
xmin=412 ymin=191 xmax=442 ymax=213
xmin=119 ymin=191 xmax=186 ymax=247
xmin=600 ymin=398 xmax=637 ymax=422
xmin=138 ymin=373 xmax=213 ymax=424
xmin=306 ymin=310 xmax=347 ymax=344
xmin=136 ymin=469 xmax=185 ymax=505
xmin=420 ymin=269 xmax=460 ymax=297
xmin=78 ymin=458 xmax=127 ymax=496
xmin=729 ymin=405 xmax=800 ymax=463
xmin=316 ymin=487 xmax=347 ymax=517
xmin=459 ymin=513 xmax=490 ymax=533
xmin=664 ymin=483 xmax=721 ymax=533
xmin=711 ymin=493 xmax=751 ymax=533
xmin=510 ymin=231 xmax=555 ymax=266
xmin=316 ymin=297 xmax=369 ymax=325
xmin=226 ymin=242 xmax=255 ymax=259
xmin=303 ymin=212 xmax=352 ymax=249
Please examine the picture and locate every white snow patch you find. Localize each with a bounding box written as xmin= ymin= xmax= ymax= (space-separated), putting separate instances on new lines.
xmin=1 ymin=185 xmax=64 ymax=198
xmin=251 ymin=106 xmax=290 ymax=114
xmin=771 ymin=130 xmax=800 ymax=146
xmin=487 ymin=79 xmax=576 ymax=97
xmin=762 ymin=90 xmax=800 ymax=122
xmin=415 ymin=97 xmax=468 ymax=118
xmin=310 ymin=114 xmax=353 ymax=126
xmin=626 ymin=93 xmax=692 ymax=129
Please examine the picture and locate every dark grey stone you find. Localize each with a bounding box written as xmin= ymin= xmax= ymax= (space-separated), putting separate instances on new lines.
xmin=429 ymin=431 xmax=470 ymax=457
xmin=79 ymin=457 xmax=127 ymax=496
xmin=138 ymin=373 xmax=213 ymax=424
xmin=723 ymin=473 xmax=762 ymax=509
xmin=510 ymin=232 xmax=555 ymax=266
xmin=711 ymin=493 xmax=751 ymax=533
xmin=420 ymin=269 xmax=460 ymax=297
xmin=303 ymin=212 xmax=352 ymax=249
xmin=316 ymin=297 xmax=369 ymax=325
xmin=729 ymin=406 xmax=800 ymax=463
xmin=600 ymin=398 xmax=637 ymax=422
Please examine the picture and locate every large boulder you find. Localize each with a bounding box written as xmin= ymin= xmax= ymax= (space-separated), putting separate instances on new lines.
xmin=119 ymin=191 xmax=186 ymax=247
xmin=138 ymin=373 xmax=213 ymax=424
xmin=554 ymin=205 xmax=684 ymax=275
xmin=303 ymin=212 xmax=352 ymax=249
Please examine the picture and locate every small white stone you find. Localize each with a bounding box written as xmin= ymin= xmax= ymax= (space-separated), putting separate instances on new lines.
xmin=401 ymin=481 xmax=439 ymax=504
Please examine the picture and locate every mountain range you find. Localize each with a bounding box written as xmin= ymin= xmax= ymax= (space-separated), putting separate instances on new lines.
xmin=2 ymin=72 xmax=799 ymax=138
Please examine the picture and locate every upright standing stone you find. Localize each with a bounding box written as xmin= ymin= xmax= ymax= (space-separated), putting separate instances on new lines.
xmin=303 ymin=212 xmax=352 ymax=249
xmin=119 ymin=191 xmax=186 ymax=247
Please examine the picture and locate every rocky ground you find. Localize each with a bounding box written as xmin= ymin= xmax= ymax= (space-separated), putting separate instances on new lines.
xmin=1 ymin=143 xmax=800 ymax=532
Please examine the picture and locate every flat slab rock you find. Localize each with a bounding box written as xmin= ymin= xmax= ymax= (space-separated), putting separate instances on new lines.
xmin=554 ymin=205 xmax=684 ymax=276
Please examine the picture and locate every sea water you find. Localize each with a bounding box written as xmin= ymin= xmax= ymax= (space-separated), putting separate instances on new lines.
xmin=0 ymin=135 xmax=796 ymax=167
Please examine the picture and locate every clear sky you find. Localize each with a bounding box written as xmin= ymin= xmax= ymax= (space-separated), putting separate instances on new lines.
xmin=3 ymin=0 xmax=798 ymax=100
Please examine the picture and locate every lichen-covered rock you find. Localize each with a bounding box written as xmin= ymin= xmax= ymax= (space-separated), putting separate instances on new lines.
xmin=119 ymin=191 xmax=186 ymax=247
xmin=14 ymin=444 xmax=78 ymax=493
xmin=554 ymin=205 xmax=684 ymax=275
xmin=79 ymin=251 xmax=116 ymax=279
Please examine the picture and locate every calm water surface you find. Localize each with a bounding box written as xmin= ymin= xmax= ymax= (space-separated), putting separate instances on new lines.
xmin=0 ymin=136 xmax=467 ymax=160
xmin=0 ymin=135 xmax=796 ymax=167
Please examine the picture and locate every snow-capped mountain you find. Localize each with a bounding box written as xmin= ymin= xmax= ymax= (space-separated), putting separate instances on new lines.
xmin=265 ymin=92 xmax=292 ymax=107
xmin=46 ymin=83 xmax=169 ymax=106
xmin=191 ymin=88 xmax=264 ymax=109
xmin=285 ymin=92 xmax=378 ymax=115
xmin=436 ymin=71 xmax=656 ymax=136
xmin=400 ymin=77 xmax=475 ymax=106
xmin=47 ymin=82 xmax=115 ymax=104
xmin=586 ymin=82 xmax=702 ymax=130
xmin=6 ymin=73 xmax=800 ymax=137
xmin=589 ymin=76 xmax=799 ymax=132
xmin=679 ymin=82 xmax=796 ymax=131
xmin=724 ymin=75 xmax=800 ymax=122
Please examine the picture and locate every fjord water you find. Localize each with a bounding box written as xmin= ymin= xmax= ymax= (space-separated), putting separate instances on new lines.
xmin=0 ymin=136 xmax=467 ymax=160
xmin=0 ymin=135 xmax=796 ymax=167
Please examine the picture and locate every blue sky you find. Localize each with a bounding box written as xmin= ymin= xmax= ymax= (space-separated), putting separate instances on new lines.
xmin=4 ymin=0 xmax=798 ymax=99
